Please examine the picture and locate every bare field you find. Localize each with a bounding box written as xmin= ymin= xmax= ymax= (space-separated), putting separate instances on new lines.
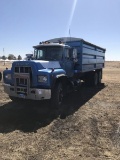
xmin=0 ymin=61 xmax=120 ymax=160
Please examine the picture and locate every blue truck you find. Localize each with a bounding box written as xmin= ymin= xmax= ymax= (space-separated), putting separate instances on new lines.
xmin=3 ymin=37 xmax=106 ymax=107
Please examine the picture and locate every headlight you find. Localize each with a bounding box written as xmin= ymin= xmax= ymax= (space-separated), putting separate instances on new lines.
xmin=38 ymin=75 xmax=48 ymax=83
xmin=5 ymin=74 xmax=11 ymax=80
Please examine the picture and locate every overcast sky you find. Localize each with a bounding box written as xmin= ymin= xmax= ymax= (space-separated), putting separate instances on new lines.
xmin=0 ymin=0 xmax=120 ymax=60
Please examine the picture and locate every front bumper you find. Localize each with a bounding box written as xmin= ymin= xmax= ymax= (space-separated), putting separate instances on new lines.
xmin=3 ymin=83 xmax=51 ymax=100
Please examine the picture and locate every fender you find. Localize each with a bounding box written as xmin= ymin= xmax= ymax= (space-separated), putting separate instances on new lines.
xmin=3 ymin=69 xmax=12 ymax=84
xmin=51 ymin=69 xmax=67 ymax=88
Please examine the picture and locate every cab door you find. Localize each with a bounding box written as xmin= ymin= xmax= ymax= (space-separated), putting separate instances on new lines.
xmin=63 ymin=48 xmax=74 ymax=77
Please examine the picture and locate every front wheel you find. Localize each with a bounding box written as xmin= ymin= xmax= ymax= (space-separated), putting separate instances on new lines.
xmin=51 ymin=82 xmax=63 ymax=108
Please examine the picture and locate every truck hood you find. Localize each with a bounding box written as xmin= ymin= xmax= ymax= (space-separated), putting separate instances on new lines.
xmin=12 ymin=60 xmax=61 ymax=70
xmin=33 ymin=60 xmax=61 ymax=69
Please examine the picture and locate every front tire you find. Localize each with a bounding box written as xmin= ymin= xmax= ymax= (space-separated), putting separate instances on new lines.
xmin=51 ymin=82 xmax=63 ymax=108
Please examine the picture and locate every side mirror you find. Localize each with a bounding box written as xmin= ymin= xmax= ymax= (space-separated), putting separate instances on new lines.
xmin=70 ymin=48 xmax=78 ymax=62
xmin=72 ymin=49 xmax=77 ymax=59
xmin=26 ymin=54 xmax=33 ymax=60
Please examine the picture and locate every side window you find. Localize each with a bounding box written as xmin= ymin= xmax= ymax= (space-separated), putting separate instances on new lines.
xmin=65 ymin=48 xmax=70 ymax=59
xmin=37 ymin=50 xmax=44 ymax=59
xmin=34 ymin=49 xmax=37 ymax=58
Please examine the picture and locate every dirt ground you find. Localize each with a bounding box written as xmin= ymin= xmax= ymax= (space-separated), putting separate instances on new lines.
xmin=0 ymin=61 xmax=120 ymax=160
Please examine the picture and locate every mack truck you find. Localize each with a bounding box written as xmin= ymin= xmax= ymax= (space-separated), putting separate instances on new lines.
xmin=3 ymin=37 xmax=106 ymax=107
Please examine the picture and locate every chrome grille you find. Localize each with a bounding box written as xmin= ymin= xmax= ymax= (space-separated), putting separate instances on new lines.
xmin=16 ymin=78 xmax=28 ymax=86
xmin=14 ymin=73 xmax=30 ymax=95
xmin=14 ymin=66 xmax=32 ymax=88
xmin=15 ymin=66 xmax=32 ymax=73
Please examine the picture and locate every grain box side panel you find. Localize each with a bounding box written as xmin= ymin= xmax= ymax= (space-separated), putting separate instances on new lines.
xmin=81 ymin=42 xmax=105 ymax=72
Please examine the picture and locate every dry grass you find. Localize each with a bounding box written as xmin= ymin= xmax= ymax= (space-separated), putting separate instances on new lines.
xmin=0 ymin=61 xmax=120 ymax=160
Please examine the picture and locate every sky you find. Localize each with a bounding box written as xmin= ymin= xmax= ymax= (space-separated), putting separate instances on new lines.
xmin=0 ymin=0 xmax=120 ymax=60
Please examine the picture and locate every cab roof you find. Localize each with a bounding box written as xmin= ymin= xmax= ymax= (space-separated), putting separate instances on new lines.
xmin=33 ymin=42 xmax=68 ymax=49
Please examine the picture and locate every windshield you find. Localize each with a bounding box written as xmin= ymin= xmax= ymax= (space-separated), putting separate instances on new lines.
xmin=34 ymin=46 xmax=63 ymax=61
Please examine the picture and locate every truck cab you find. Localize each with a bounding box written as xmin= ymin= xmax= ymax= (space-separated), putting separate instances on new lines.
xmin=3 ymin=41 xmax=77 ymax=107
xmin=33 ymin=42 xmax=77 ymax=77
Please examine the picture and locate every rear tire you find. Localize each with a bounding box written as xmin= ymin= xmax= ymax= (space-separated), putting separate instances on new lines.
xmin=98 ymin=71 xmax=102 ymax=84
xmin=91 ymin=72 xmax=98 ymax=86
xmin=85 ymin=72 xmax=98 ymax=86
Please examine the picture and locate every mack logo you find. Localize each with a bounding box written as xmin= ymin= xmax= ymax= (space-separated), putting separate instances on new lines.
xmin=16 ymin=62 xmax=30 ymax=66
